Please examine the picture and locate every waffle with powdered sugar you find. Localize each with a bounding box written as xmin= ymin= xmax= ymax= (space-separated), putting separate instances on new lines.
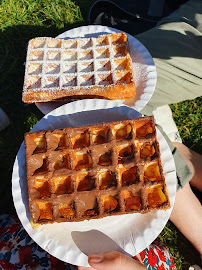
xmin=22 ymin=33 xmax=136 ymax=103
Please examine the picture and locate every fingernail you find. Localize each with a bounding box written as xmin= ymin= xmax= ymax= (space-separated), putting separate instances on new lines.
xmin=89 ymin=254 xmax=103 ymax=263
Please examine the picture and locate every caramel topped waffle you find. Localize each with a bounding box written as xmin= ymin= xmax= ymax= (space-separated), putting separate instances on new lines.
xmin=22 ymin=33 xmax=136 ymax=104
xmin=24 ymin=116 xmax=170 ymax=228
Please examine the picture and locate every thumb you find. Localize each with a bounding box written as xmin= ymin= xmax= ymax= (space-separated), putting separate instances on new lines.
xmin=88 ymin=251 xmax=146 ymax=270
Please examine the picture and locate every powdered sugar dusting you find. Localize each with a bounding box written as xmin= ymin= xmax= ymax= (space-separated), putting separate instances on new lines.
xmin=23 ymin=33 xmax=135 ymax=102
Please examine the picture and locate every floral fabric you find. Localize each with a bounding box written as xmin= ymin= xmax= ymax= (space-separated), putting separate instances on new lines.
xmin=139 ymin=239 xmax=176 ymax=270
xmin=0 ymin=215 xmax=175 ymax=269
xmin=0 ymin=215 xmax=76 ymax=270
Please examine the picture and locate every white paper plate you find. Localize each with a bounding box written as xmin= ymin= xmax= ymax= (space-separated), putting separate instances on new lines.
xmin=12 ymin=99 xmax=176 ymax=267
xmin=36 ymin=25 xmax=157 ymax=115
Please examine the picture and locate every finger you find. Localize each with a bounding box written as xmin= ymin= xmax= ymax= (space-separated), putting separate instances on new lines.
xmin=88 ymin=251 xmax=146 ymax=270
xmin=77 ymin=266 xmax=96 ymax=270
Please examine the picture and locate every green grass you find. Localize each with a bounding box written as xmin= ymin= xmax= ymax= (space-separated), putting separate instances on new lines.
xmin=0 ymin=0 xmax=201 ymax=269
xmin=170 ymin=98 xmax=202 ymax=152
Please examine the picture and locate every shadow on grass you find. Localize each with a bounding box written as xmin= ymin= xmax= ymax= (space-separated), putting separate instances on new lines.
xmin=160 ymin=221 xmax=202 ymax=269
xmin=0 ymin=22 xmax=87 ymax=216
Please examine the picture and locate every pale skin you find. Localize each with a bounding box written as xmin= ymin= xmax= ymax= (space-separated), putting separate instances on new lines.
xmin=78 ymin=143 xmax=202 ymax=270
xmin=78 ymin=251 xmax=147 ymax=270
xmin=170 ymin=142 xmax=202 ymax=255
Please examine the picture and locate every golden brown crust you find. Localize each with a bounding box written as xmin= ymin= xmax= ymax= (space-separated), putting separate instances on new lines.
xmin=22 ymin=83 xmax=136 ymax=103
